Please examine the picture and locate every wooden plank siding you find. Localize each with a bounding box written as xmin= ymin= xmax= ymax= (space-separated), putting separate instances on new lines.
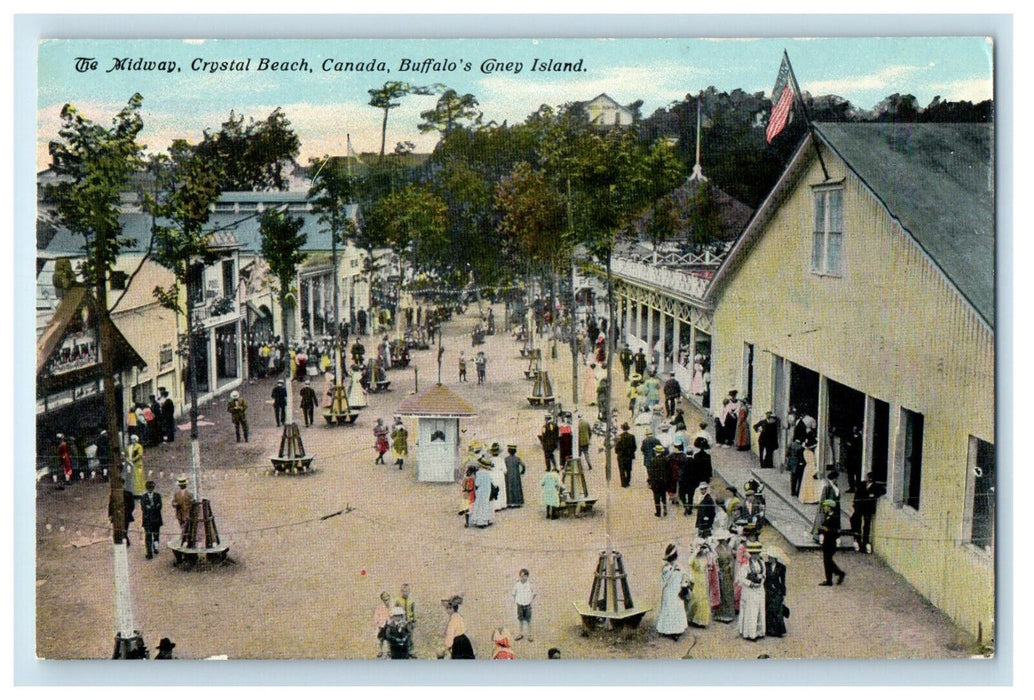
xmin=711 ymin=144 xmax=994 ymax=641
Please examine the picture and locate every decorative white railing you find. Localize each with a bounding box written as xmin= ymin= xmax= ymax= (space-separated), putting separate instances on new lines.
xmin=623 ymin=249 xmax=725 ymax=267
xmin=610 ymin=257 xmax=711 ymax=300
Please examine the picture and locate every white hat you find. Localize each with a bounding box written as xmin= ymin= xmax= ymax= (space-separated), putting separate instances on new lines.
xmin=230 ymin=391 xmax=240 ymax=399
xmin=130 ymin=434 xmax=139 ymax=443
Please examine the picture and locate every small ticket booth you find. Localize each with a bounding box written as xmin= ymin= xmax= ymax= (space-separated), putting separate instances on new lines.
xmin=397 ymin=384 xmax=476 ymax=483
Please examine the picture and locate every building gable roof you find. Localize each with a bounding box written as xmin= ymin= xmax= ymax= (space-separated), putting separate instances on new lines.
xmin=812 ymin=122 xmax=994 ymax=328
xmin=37 ymin=286 xmax=146 ymax=382
xmin=396 ymin=383 xmax=476 ymax=417
xmin=708 ymin=122 xmax=994 ymax=329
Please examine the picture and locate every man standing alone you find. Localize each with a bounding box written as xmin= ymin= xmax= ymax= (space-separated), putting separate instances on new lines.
xmin=299 ymin=380 xmax=318 ymax=427
xmin=140 ymin=480 xmax=163 ymax=560
xmin=271 ymin=380 xmax=287 ymax=427
xmin=663 ymin=372 xmax=681 ymax=418
xmin=614 ymin=422 xmax=636 ymax=488
xmin=227 ymin=390 xmax=249 ymax=443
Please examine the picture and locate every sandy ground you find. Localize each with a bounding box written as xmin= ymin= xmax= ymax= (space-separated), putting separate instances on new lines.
xmin=35 ymin=305 xmax=978 ymax=661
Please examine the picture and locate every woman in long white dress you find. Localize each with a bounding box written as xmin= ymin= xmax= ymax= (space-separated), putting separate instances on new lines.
xmin=656 ymin=544 xmax=689 ymax=639
xmin=798 ymin=440 xmax=822 ymax=504
xmin=736 ymin=541 xmax=766 ymax=640
xmin=347 ymin=367 xmax=368 ymax=409
xmin=489 ymin=443 xmax=508 ymax=512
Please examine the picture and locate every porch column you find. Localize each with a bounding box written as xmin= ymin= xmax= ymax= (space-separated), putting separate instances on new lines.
xmin=817 ymin=374 xmax=830 ymax=473
xmin=645 ymin=305 xmax=654 ymax=365
xmin=672 ymin=316 xmax=682 ymax=367
xmin=862 ymin=394 xmax=875 ymax=481
xmin=657 ymin=311 xmax=667 ymax=374
xmin=307 ymin=278 xmax=316 ymax=338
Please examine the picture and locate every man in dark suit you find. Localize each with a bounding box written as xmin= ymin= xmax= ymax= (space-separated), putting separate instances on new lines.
xmin=140 ymin=480 xmax=163 ymax=560
xmin=818 ymin=500 xmax=846 ymax=586
xmin=271 ymin=380 xmax=287 ymax=427
xmin=646 ymin=444 xmax=670 ymax=517
xmin=614 ymin=422 xmax=637 ymax=488
xmin=753 ymin=411 xmax=781 ymax=469
xmin=159 ymin=388 xmax=175 ymax=443
xmin=538 ymin=415 xmax=559 ymax=471
xmin=850 ymin=472 xmax=887 ymax=553
xmin=633 ymin=349 xmax=647 ymax=377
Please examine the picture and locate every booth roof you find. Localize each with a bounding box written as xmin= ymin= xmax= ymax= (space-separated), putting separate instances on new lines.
xmin=396 ymin=383 xmax=476 ymax=417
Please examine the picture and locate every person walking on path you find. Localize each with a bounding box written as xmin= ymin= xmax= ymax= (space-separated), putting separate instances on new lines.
xmin=56 ymin=433 xmax=73 ymax=484
xmin=160 ymin=388 xmax=175 ymax=443
xmin=753 ymin=411 xmax=781 ymax=469
xmin=491 ymin=629 xmax=515 ymax=660
xmin=271 ymin=380 xmax=287 ymax=427
xmin=540 ymin=464 xmax=563 ymax=520
xmin=633 ymin=348 xmax=648 ymax=377
xmin=811 ymin=469 xmax=842 ymax=540
xmin=818 ymin=499 xmax=846 ymax=586
xmin=511 ymin=568 xmax=536 ymax=642
xmin=619 ymin=346 xmax=633 ymax=382
xmin=227 ymin=390 xmax=249 ymax=442
xmin=656 ymin=544 xmax=689 ymax=640
xmin=373 ymin=591 xmax=392 ymax=658
xmin=503 ymin=442 xmax=526 ymax=508
xmin=640 ymin=427 xmax=661 ymax=474
xmin=614 ymin=422 xmax=637 ymax=488
xmin=395 ymin=583 xmax=417 ymax=658
xmin=140 ymin=480 xmax=163 ymax=560
xmin=440 ymin=595 xmax=475 ymax=659
xmin=764 ymin=547 xmax=790 ymax=637
xmin=663 ymin=372 xmax=681 ymax=418
xmin=475 ymin=350 xmax=487 ymax=385
xmin=172 ymin=476 xmax=192 ymax=536
xmin=737 ymin=541 xmax=767 ymax=640
xmin=538 ymin=415 xmax=559 ymax=471
xmin=469 ymin=457 xmax=495 ymax=528
xmin=577 ymin=416 xmax=593 ymax=470
xmin=127 ymin=434 xmax=146 ymax=500
xmin=390 ymin=416 xmax=409 ymax=470
xmin=647 ymin=444 xmax=670 ymax=518
xmin=850 ymin=472 xmax=887 ymax=553
xmin=488 ymin=442 xmax=508 ymax=511
xmin=458 ymin=351 xmax=468 ymax=382
xmin=785 ymin=438 xmax=806 ymax=496
xmin=373 ymin=418 xmax=389 ymax=465
xmin=299 ymin=380 xmax=318 ymax=427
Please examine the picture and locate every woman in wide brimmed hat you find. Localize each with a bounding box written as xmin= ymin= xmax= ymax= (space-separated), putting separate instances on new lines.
xmin=763 ymin=547 xmax=790 ymax=637
xmin=440 ymin=595 xmax=475 ymax=659
xmin=468 ymin=457 xmax=495 ymax=528
xmin=655 ymin=544 xmax=689 ymax=639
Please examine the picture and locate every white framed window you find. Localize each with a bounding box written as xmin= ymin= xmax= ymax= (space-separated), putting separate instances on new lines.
xmin=811 ymin=185 xmax=844 ymax=276
xmin=895 ymin=407 xmax=924 ymax=511
xmin=964 ymin=436 xmax=995 ymax=551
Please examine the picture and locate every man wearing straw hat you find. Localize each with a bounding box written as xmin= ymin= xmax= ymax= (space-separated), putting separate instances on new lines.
xmin=818 ymin=499 xmax=846 ymax=586
xmin=172 ymin=476 xmax=192 ymax=536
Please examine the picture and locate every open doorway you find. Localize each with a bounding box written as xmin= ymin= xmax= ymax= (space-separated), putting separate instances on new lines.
xmin=827 ymin=378 xmax=865 ymax=469
xmin=789 ymin=363 xmax=819 ymax=420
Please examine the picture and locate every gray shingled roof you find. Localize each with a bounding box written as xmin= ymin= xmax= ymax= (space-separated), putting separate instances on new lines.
xmin=41 ymin=192 xmax=360 ymax=257
xmin=814 ymin=122 xmax=994 ymax=328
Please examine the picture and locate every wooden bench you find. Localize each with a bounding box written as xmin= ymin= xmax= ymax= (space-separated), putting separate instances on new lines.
xmin=322 ymin=409 xmax=359 ymax=425
xmin=556 ymin=496 xmax=597 ymax=516
xmin=270 ymin=456 xmax=315 ymax=474
xmin=572 ymin=601 xmax=650 ymax=631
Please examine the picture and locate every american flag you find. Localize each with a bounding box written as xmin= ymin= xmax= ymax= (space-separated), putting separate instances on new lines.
xmin=765 ymin=54 xmax=795 ymax=144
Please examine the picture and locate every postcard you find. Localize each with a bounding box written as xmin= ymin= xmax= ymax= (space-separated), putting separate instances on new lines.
xmin=30 ymin=33 xmax=997 ymax=669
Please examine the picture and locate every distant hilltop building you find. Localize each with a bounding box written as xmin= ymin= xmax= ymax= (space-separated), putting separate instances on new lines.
xmin=578 ymin=93 xmax=638 ymax=127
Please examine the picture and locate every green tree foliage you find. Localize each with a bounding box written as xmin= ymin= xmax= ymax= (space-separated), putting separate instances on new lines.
xmin=45 ymin=93 xmax=145 ymax=285
xmin=368 ymin=183 xmax=449 ymax=280
xmin=194 ymin=108 xmax=300 ymax=191
xmin=495 ymin=161 xmax=566 ymax=268
xmin=146 ymin=144 xmax=224 ymax=297
xmin=418 ymin=89 xmax=483 ymax=135
xmin=368 ymin=81 xmax=439 ymax=158
xmin=259 ymin=208 xmax=307 ymax=342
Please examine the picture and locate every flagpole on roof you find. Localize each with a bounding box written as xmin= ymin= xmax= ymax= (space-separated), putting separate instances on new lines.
xmin=782 ymin=49 xmax=830 ymax=181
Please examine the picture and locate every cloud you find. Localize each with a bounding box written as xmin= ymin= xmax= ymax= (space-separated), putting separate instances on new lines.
xmin=925 ymin=78 xmax=993 ymax=103
xmin=805 ymin=64 xmax=928 ymax=96
xmin=475 ymin=61 xmax=705 ymax=124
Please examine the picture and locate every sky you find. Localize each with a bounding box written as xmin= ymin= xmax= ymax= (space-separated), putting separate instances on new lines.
xmin=36 ymin=36 xmax=994 ymax=172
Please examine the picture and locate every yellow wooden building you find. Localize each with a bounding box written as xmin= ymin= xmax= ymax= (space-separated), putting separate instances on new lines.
xmin=708 ymin=122 xmax=995 ymax=643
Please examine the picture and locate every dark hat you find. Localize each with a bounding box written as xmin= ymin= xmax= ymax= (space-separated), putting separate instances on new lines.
xmin=663 ymin=543 xmax=678 ymax=561
xmin=620 ymin=422 xmax=630 ymax=431
xmin=157 ymin=637 xmax=175 ymax=652
xmin=443 ymin=595 xmax=463 ymax=608
xmin=729 ymin=390 xmax=738 ymax=396
xmin=693 ymin=436 xmax=710 ymax=450
xmin=826 ymin=469 xmax=840 ymax=479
